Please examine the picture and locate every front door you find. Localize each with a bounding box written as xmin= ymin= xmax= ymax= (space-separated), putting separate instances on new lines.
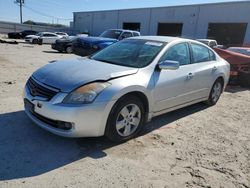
xmin=153 ymin=42 xmax=195 ymax=112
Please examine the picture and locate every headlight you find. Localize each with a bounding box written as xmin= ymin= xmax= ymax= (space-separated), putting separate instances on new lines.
xmin=62 ymin=82 xmax=111 ymax=104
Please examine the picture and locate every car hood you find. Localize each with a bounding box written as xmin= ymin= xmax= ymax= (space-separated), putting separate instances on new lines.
xmin=32 ymin=58 xmax=138 ymax=92
xmin=79 ymin=37 xmax=118 ymax=44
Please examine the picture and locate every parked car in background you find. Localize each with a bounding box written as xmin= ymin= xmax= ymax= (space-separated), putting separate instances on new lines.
xmin=23 ymin=36 xmax=230 ymax=142
xmin=72 ymin=29 xmax=140 ymax=56
xmin=196 ymin=39 xmax=224 ymax=48
xmin=51 ymin=36 xmax=76 ymax=53
xmin=55 ymin=32 xmax=69 ymax=38
xmin=72 ymin=36 xmax=117 ymax=56
xmin=213 ymin=47 xmax=250 ymax=86
xmin=25 ymin=32 xmax=63 ymax=44
xmin=8 ymin=30 xmax=37 ymax=39
xmin=100 ymin=29 xmax=140 ymax=40
xmin=227 ymin=47 xmax=250 ymax=56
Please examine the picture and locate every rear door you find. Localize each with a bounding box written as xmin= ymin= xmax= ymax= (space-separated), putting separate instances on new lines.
xmin=185 ymin=42 xmax=218 ymax=101
xmin=41 ymin=33 xmax=50 ymax=43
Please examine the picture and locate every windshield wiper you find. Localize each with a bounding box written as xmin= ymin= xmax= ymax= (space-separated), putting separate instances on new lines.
xmin=93 ymin=58 xmax=115 ymax=64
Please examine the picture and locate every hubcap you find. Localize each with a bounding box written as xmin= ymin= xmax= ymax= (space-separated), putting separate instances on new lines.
xmin=116 ymin=104 xmax=141 ymax=137
xmin=66 ymin=47 xmax=72 ymax=53
xmin=211 ymin=82 xmax=222 ymax=102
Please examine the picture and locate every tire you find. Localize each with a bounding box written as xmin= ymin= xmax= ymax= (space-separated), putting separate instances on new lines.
xmin=105 ymin=96 xmax=145 ymax=142
xmin=32 ymin=39 xmax=38 ymax=44
xmin=65 ymin=46 xmax=73 ymax=53
xmin=38 ymin=38 xmax=43 ymax=45
xmin=206 ymin=79 xmax=223 ymax=106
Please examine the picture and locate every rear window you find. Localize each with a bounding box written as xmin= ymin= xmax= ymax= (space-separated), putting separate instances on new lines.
xmin=191 ymin=43 xmax=215 ymax=63
xmin=133 ymin=32 xmax=140 ymax=37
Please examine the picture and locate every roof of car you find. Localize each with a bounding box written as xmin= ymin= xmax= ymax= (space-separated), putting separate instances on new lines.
xmin=131 ymin=36 xmax=180 ymax=43
xmin=197 ymin=39 xmax=217 ymax=42
xmin=55 ymin=32 xmax=67 ymax=34
xmin=39 ymin=32 xmax=57 ymax=34
xmin=108 ymin=29 xmax=140 ymax=33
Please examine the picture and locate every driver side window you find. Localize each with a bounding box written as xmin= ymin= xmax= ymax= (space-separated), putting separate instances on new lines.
xmin=160 ymin=43 xmax=190 ymax=66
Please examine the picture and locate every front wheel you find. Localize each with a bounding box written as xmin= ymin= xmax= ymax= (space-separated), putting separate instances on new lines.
xmin=105 ymin=96 xmax=145 ymax=142
xmin=206 ymin=79 xmax=223 ymax=106
xmin=65 ymin=46 xmax=73 ymax=53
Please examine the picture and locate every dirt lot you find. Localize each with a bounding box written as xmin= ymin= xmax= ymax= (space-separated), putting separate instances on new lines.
xmin=0 ymin=39 xmax=250 ymax=188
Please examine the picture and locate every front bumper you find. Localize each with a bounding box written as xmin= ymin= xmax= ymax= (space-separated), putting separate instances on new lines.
xmin=25 ymin=38 xmax=33 ymax=43
xmin=51 ymin=43 xmax=64 ymax=52
xmin=23 ymin=85 xmax=115 ymax=138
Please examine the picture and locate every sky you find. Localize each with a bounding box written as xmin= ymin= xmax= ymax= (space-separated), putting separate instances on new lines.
xmin=0 ymin=0 xmax=246 ymax=26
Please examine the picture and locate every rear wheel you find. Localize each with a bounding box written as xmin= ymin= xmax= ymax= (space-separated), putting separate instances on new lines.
xmin=206 ymin=79 xmax=223 ymax=106
xmin=105 ymin=96 xmax=145 ymax=142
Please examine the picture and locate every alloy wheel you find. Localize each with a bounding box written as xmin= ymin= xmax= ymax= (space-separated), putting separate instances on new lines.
xmin=211 ymin=82 xmax=222 ymax=103
xmin=116 ymin=104 xmax=141 ymax=137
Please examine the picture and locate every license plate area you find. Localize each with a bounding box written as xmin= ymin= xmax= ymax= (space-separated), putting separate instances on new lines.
xmin=24 ymin=99 xmax=35 ymax=114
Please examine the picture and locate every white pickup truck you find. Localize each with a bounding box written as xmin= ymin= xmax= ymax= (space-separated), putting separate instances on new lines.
xmin=196 ymin=39 xmax=224 ymax=48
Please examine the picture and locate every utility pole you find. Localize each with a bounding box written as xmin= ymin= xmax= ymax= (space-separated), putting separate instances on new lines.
xmin=15 ymin=0 xmax=24 ymax=24
xmin=20 ymin=0 xmax=23 ymax=23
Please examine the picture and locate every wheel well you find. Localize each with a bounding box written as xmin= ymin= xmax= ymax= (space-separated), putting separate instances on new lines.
xmin=119 ymin=92 xmax=149 ymax=113
xmin=216 ymin=76 xmax=224 ymax=88
xmin=65 ymin=45 xmax=71 ymax=50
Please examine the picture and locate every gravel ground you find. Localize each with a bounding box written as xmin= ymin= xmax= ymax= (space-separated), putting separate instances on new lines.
xmin=0 ymin=40 xmax=249 ymax=188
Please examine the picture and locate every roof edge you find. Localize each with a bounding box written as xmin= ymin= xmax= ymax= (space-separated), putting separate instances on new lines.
xmin=73 ymin=0 xmax=249 ymax=14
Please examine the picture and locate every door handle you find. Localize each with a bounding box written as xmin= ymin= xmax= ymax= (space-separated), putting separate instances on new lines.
xmin=187 ymin=73 xmax=194 ymax=79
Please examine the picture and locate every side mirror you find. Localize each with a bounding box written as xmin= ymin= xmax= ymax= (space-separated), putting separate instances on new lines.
xmin=158 ymin=60 xmax=180 ymax=70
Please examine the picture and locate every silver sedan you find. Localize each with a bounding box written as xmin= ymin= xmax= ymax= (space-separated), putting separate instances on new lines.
xmin=23 ymin=36 xmax=230 ymax=142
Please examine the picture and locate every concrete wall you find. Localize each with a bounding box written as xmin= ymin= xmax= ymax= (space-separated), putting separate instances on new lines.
xmin=73 ymin=1 xmax=250 ymax=44
xmin=0 ymin=21 xmax=79 ymax=35
xmin=118 ymin=8 xmax=151 ymax=35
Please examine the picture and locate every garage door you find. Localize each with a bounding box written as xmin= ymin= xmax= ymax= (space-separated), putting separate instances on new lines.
xmin=207 ymin=23 xmax=247 ymax=46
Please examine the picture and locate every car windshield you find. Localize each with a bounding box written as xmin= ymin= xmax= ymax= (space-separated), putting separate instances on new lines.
xmin=91 ymin=39 xmax=165 ymax=68
xmin=99 ymin=30 xmax=122 ymax=39
xmin=36 ymin=32 xmax=43 ymax=36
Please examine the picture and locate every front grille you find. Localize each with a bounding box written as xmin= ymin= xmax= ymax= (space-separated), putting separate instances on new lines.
xmin=27 ymin=77 xmax=58 ymax=100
